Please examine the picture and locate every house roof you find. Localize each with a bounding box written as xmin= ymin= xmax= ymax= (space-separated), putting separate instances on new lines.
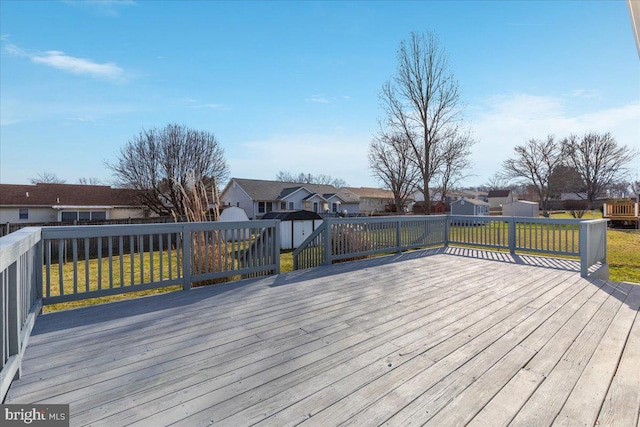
xmin=451 ymin=197 xmax=490 ymax=206
xmin=0 ymin=183 xmax=142 ymax=207
xmin=224 ymin=178 xmax=360 ymax=204
xmin=343 ymin=187 xmax=396 ymax=200
xmin=487 ymin=189 xmax=512 ymax=198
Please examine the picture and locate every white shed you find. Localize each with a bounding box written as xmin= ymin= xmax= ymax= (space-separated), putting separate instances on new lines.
xmin=218 ymin=207 xmax=251 ymax=241
xmin=261 ymin=210 xmax=323 ymax=250
xmin=502 ymin=200 xmax=539 ymax=217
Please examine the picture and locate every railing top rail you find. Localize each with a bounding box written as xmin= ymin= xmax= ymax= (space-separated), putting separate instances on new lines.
xmin=327 ymin=215 xmax=448 ymax=224
xmin=448 ymin=215 xmax=587 ymax=225
xmin=40 ymin=219 xmax=280 ymax=239
xmin=0 ymin=227 xmax=42 ymax=271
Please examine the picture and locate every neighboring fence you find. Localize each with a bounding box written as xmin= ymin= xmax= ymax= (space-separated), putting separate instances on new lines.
xmin=1 ymin=228 xmax=42 ymax=401
xmin=293 ymin=215 xmax=608 ymax=277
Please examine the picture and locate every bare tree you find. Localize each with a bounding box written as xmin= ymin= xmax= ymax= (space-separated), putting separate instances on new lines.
xmin=30 ymin=171 xmax=66 ymax=184
xmin=484 ymin=173 xmax=511 ymax=191
xmin=368 ymin=131 xmax=420 ymax=212
xmin=275 ymin=171 xmax=347 ymax=187
xmin=548 ymin=164 xmax=585 ymax=199
xmin=77 ymin=177 xmax=103 ymax=185
xmin=562 ymin=132 xmax=638 ymax=209
xmin=435 ymin=130 xmax=474 ymax=203
xmin=107 ymin=123 xmax=229 ymax=216
xmin=502 ymin=135 xmax=562 ymax=212
xmin=380 ymin=31 xmax=470 ymax=214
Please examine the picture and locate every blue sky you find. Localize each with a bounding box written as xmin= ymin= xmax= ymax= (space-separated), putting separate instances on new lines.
xmin=1 ymin=0 xmax=638 ymax=188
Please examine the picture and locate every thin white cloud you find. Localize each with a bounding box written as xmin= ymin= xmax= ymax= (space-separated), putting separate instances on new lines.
xmin=466 ymin=93 xmax=640 ymax=185
xmin=309 ymin=94 xmax=330 ymax=104
xmin=5 ymin=44 xmax=125 ymax=82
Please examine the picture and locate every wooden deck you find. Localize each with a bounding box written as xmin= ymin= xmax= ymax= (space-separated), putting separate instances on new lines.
xmin=5 ymin=248 xmax=640 ymax=426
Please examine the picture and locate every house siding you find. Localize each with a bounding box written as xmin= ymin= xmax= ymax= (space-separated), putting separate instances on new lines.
xmin=221 ymin=182 xmax=254 ymax=218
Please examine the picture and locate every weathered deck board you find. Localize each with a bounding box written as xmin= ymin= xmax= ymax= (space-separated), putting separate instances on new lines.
xmin=5 ymin=249 xmax=639 ymax=427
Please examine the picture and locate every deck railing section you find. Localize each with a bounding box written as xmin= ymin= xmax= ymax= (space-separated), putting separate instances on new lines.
xmin=293 ymin=216 xmax=447 ymax=270
xmin=580 ymin=219 xmax=608 ymax=277
xmin=603 ymin=202 xmax=639 ymax=218
xmin=1 ymin=228 xmax=42 ymax=400
xmin=40 ymin=220 xmax=280 ymax=304
xmin=294 ymin=215 xmax=607 ymax=277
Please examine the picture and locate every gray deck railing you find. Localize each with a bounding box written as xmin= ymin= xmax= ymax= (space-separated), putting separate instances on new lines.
xmin=293 ymin=215 xmax=608 ymax=277
xmin=292 ymin=216 xmax=447 ymax=270
xmin=40 ymin=220 xmax=280 ymax=304
xmin=0 ymin=220 xmax=279 ymax=401
xmin=1 ymin=228 xmax=42 ymax=400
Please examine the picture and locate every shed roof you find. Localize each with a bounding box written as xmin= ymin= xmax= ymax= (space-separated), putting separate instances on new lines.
xmin=451 ymin=197 xmax=490 ymax=206
xmin=0 ymin=183 xmax=142 ymax=207
xmin=504 ymin=200 xmax=539 ymax=206
xmin=487 ymin=189 xmax=512 ymax=198
xmin=261 ymin=210 xmax=322 ymax=220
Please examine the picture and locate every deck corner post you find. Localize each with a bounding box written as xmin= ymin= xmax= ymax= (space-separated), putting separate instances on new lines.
xmin=508 ymin=218 xmax=516 ymax=255
xmin=444 ymin=216 xmax=450 ymax=247
xmin=182 ymin=223 xmax=192 ymax=290
xmin=579 ymin=221 xmax=589 ymax=277
xmin=396 ymin=219 xmax=402 ymax=254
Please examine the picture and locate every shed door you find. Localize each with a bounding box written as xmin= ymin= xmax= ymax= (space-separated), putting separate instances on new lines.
xmin=293 ymin=221 xmax=314 ymax=248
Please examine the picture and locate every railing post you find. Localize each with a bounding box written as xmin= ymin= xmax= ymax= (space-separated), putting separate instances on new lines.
xmin=273 ymin=223 xmax=280 ymax=274
xmin=579 ymin=221 xmax=588 ymax=277
xmin=508 ymin=218 xmax=516 ymax=255
xmin=182 ymin=223 xmax=192 ymax=290
xmin=8 ymin=261 xmax=21 ymax=380
xmin=396 ymin=219 xmax=402 ymax=254
xmin=444 ymin=216 xmax=450 ymax=247
xmin=323 ymin=218 xmax=332 ymax=266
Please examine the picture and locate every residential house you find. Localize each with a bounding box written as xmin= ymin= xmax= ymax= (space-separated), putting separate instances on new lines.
xmin=0 ymin=183 xmax=148 ymax=224
xmin=450 ymin=198 xmax=490 ymax=216
xmin=487 ymin=189 xmax=515 ymax=210
xmin=220 ymin=178 xmax=360 ymax=219
xmin=343 ymin=187 xmax=410 ymax=213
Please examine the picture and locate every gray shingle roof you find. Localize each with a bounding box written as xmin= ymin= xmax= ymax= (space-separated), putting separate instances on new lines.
xmin=227 ymin=178 xmax=359 ymax=203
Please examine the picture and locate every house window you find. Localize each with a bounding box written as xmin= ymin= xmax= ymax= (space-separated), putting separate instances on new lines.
xmin=304 ymin=201 xmax=310 ymax=210
xmin=288 ymin=202 xmax=294 ymax=210
xmin=258 ymin=202 xmax=266 ymax=213
xmin=313 ymin=202 xmax=318 ymax=212
xmin=266 ymin=202 xmax=273 ymax=213
xmin=332 ymin=203 xmax=338 ymax=213
xmin=61 ymin=211 xmax=107 ymax=222
xmin=280 ymin=202 xmax=286 ymax=210
xmin=61 ymin=211 xmax=77 ymax=222
xmin=91 ymin=211 xmax=107 ymax=220
xmin=19 ymin=208 xmax=28 ymax=220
